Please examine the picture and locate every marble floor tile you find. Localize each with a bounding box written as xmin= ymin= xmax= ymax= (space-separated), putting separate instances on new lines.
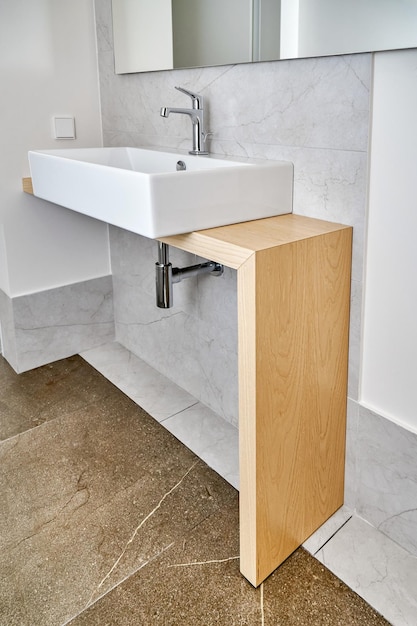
xmin=0 ymin=353 xmax=391 ymax=625
xmin=0 ymin=377 xmax=235 ymax=626
xmin=79 ymin=343 xmax=415 ymax=625
xmin=81 ymin=342 xmax=197 ymax=421
xmin=316 ymin=515 xmax=417 ymax=626
xmin=163 ymin=402 xmax=239 ymax=490
xmin=355 ymin=404 xmax=417 ymax=557
xmin=0 ymin=354 xmax=116 ymax=441
xmin=68 ymin=507 xmax=387 ymax=626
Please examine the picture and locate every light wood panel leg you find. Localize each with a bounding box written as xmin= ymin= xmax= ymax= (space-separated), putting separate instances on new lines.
xmin=239 ymin=228 xmax=352 ymax=586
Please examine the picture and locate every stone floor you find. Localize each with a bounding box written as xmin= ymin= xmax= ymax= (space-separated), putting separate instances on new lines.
xmin=0 ymin=355 xmax=390 ymax=625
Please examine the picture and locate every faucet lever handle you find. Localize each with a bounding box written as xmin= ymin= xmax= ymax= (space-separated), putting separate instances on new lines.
xmin=175 ymin=85 xmax=203 ymax=109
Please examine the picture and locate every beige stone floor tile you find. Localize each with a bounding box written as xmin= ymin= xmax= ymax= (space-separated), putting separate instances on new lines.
xmin=0 ymin=359 xmax=235 ymax=626
xmin=0 ymin=356 xmax=390 ymax=626
xmin=69 ymin=503 xmax=255 ymax=626
xmin=0 ymin=355 xmax=117 ymax=440
xmin=68 ymin=505 xmax=389 ymax=626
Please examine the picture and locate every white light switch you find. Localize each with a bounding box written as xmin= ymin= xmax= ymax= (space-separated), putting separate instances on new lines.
xmin=53 ymin=117 xmax=75 ymax=139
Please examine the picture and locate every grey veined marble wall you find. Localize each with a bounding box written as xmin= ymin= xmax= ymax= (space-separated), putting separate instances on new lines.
xmin=95 ymin=0 xmax=370 ymax=425
xmin=0 ymin=276 xmax=114 ymax=373
xmin=110 ymin=228 xmax=239 ymax=425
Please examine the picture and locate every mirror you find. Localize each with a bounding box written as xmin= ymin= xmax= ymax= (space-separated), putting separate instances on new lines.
xmin=112 ymin=0 xmax=417 ymax=75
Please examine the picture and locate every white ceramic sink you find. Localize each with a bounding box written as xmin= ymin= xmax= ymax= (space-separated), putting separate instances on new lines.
xmin=28 ymin=147 xmax=293 ymax=238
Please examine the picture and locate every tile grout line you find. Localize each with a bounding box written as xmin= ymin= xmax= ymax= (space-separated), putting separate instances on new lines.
xmin=158 ymin=400 xmax=200 ymax=423
xmin=81 ymin=345 xmax=235 ymax=431
xmin=313 ymin=515 xmax=353 ymax=556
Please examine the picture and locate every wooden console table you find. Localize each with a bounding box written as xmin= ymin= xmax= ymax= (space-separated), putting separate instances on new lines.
xmin=162 ymin=215 xmax=352 ymax=586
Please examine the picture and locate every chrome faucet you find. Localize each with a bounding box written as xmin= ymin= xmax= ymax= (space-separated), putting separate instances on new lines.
xmin=160 ymin=86 xmax=210 ymax=155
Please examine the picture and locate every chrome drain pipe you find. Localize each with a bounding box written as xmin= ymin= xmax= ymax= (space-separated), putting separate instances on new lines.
xmin=155 ymin=242 xmax=223 ymax=308
xmin=155 ymin=242 xmax=173 ymax=309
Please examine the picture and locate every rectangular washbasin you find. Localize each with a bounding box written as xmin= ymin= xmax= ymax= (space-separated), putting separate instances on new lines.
xmin=28 ymin=147 xmax=293 ymax=238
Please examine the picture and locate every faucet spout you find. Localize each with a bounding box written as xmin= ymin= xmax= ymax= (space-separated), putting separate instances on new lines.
xmin=160 ymin=87 xmax=210 ymax=155
xmin=160 ymin=106 xmax=198 ymax=121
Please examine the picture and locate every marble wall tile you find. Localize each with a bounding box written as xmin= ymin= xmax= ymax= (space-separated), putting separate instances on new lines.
xmin=0 ymin=289 xmax=18 ymax=370
xmin=356 ymin=404 xmax=417 ymax=556
xmin=110 ymin=230 xmax=239 ymax=425
xmin=204 ymin=55 xmax=370 ymax=152
xmin=163 ymin=403 xmax=239 ymax=490
xmin=345 ymin=399 xmax=360 ymax=510
xmin=98 ymin=52 xmax=371 ymax=152
xmin=3 ymin=276 xmax=114 ymax=373
xmin=81 ymin=342 xmax=198 ymax=422
xmin=95 ymin=4 xmax=371 ymax=156
xmin=316 ymin=515 xmax=417 ymax=626
xmin=348 ymin=280 xmax=363 ymax=400
xmin=93 ymin=0 xmax=113 ymax=55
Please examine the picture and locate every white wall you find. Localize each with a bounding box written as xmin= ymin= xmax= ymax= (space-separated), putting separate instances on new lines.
xmin=0 ymin=0 xmax=110 ymax=297
xmin=361 ymin=49 xmax=417 ymax=433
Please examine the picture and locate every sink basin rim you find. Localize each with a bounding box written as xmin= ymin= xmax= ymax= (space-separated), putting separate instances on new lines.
xmin=28 ymin=146 xmax=294 ymax=238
